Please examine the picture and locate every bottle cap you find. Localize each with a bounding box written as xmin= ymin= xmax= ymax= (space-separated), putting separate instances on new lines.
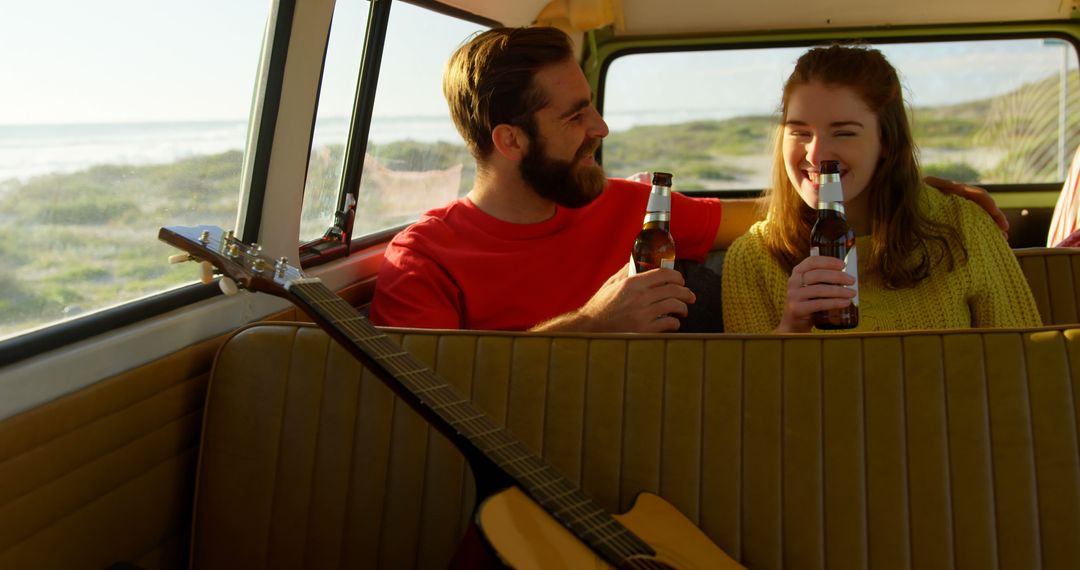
xmin=652 ymin=172 xmax=672 ymax=187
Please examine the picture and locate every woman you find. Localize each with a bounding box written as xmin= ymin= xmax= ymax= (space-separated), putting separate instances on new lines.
xmin=722 ymin=45 xmax=1042 ymax=333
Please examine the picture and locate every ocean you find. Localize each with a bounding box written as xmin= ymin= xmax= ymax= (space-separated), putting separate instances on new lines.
xmin=0 ymin=109 xmax=752 ymax=184
xmin=0 ymin=116 xmax=463 ymax=183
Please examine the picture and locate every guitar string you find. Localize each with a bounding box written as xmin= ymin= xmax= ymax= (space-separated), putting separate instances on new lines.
xmin=296 ymin=283 xmax=658 ymax=562
xmin=303 ymin=288 xmax=648 ymax=559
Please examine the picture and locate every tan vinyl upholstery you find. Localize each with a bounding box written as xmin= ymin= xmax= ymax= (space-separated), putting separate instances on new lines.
xmin=1015 ymin=247 xmax=1080 ymax=325
xmin=0 ymin=309 xmax=303 ymax=570
xmin=0 ymin=337 xmax=222 ymax=570
xmin=192 ymin=322 xmax=1080 ymax=569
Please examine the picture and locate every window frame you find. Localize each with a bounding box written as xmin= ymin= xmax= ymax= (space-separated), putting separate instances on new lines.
xmin=592 ymin=23 xmax=1080 ymax=195
xmin=297 ymin=0 xmax=498 ymax=268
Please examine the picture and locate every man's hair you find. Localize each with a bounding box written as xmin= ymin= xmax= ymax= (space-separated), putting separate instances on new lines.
xmin=443 ymin=27 xmax=574 ymax=158
xmin=763 ymin=44 xmax=966 ymax=288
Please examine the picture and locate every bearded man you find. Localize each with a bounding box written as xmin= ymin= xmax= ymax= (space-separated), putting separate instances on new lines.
xmin=370 ymin=27 xmax=739 ymax=331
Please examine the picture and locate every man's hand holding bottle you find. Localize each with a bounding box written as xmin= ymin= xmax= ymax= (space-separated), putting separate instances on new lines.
xmin=575 ymin=262 xmax=696 ymax=332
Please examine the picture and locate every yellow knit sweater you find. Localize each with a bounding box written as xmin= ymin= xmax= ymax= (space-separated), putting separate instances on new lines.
xmin=721 ymin=186 xmax=1043 ymax=333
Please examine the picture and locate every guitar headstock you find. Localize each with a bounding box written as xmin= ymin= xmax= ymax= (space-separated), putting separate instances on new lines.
xmin=158 ymin=225 xmax=305 ymax=297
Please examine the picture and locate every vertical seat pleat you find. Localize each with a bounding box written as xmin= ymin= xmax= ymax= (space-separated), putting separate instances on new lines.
xmin=1020 ymin=256 xmax=1052 ymax=325
xmin=266 ymin=328 xmax=330 ymax=569
xmin=902 ymin=335 xmax=954 ymax=570
xmin=701 ymin=339 xmax=744 ymax=559
xmin=782 ymin=339 xmax=824 ymax=570
xmin=338 ymin=344 xmax=396 ymax=568
xmin=1023 ymin=331 xmax=1080 ymax=568
xmin=461 ymin=336 xmax=513 ymax=533
xmin=415 ymin=335 xmax=476 ymax=570
xmin=660 ymin=340 xmax=705 ymax=521
xmin=821 ymin=337 xmax=867 ymax=570
xmin=191 ymin=327 xmax=295 ymax=570
xmin=941 ymin=334 xmax=997 ymax=570
xmin=621 ymin=340 xmax=664 ymax=509
xmin=741 ymin=339 xmax=783 ymax=570
xmin=1067 ymin=330 xmax=1080 ymax=461
xmin=373 ymin=335 xmax=437 ymax=569
xmin=1047 ymin=256 xmax=1079 ymax=325
xmin=983 ymin=332 xmax=1042 ymax=569
xmin=1072 ymin=256 xmax=1080 ymax=323
xmin=862 ymin=336 xmax=910 ymax=570
xmin=582 ymin=339 xmax=629 ymax=512
xmin=544 ymin=338 xmax=589 ymax=487
xmin=299 ymin=331 xmax=362 ymax=570
xmin=506 ymin=337 xmax=551 ymax=455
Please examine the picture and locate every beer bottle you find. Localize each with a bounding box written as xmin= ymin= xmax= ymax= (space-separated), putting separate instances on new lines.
xmin=810 ymin=160 xmax=859 ymax=329
xmin=632 ymin=172 xmax=677 ymax=274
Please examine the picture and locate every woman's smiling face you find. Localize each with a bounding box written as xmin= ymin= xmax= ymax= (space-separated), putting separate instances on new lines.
xmin=782 ymin=81 xmax=882 ymax=206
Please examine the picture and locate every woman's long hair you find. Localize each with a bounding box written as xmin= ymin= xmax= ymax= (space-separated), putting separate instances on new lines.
xmin=762 ymin=44 xmax=965 ymax=288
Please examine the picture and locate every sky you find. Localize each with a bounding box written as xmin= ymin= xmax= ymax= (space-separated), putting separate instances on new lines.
xmin=0 ymin=0 xmax=269 ymax=124
xmin=0 ymin=0 xmax=484 ymax=125
xmin=0 ymin=0 xmax=1076 ymax=126
xmin=604 ymin=40 xmax=1079 ymax=124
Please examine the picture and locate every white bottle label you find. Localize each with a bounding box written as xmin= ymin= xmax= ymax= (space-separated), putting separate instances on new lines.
xmin=628 ymin=253 xmax=637 ymax=276
xmin=819 ymin=179 xmax=844 ymax=203
xmin=808 ymin=246 xmax=858 ymax=306
xmin=660 ymin=259 xmax=675 ymax=269
xmin=646 ymin=192 xmax=670 ymax=212
xmin=845 ymin=246 xmax=859 ymax=306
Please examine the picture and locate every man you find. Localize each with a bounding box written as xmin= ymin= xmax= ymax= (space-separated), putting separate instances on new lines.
xmin=369 ymin=27 xmax=1005 ymax=332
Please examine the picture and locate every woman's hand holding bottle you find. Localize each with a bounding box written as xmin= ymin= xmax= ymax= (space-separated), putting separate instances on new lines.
xmin=775 ymin=256 xmax=857 ymax=333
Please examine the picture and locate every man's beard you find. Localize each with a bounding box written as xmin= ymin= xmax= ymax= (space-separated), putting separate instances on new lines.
xmin=519 ymin=136 xmax=607 ymax=209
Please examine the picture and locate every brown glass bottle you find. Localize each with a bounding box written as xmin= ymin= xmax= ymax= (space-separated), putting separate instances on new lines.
xmin=810 ymin=160 xmax=859 ymax=329
xmin=632 ymin=172 xmax=677 ymax=273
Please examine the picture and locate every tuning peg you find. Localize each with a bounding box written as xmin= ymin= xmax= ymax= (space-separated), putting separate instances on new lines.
xmin=169 ymin=253 xmax=193 ymax=264
xmin=219 ymin=276 xmax=239 ymax=296
xmin=199 ymin=261 xmax=215 ymax=285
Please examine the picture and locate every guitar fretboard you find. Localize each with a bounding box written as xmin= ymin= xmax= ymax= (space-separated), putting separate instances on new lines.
xmin=288 ymin=279 xmax=655 ymax=565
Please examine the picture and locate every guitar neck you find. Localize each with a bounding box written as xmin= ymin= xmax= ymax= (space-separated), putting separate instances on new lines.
xmin=286 ymin=278 xmax=654 ymax=565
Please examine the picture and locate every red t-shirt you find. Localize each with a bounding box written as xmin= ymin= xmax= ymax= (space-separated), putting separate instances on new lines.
xmin=369 ymin=178 xmax=722 ymax=330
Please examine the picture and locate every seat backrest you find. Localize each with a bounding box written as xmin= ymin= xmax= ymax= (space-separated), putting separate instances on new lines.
xmin=192 ymin=322 xmax=1080 ymax=569
xmin=1014 ymin=247 xmax=1080 ymax=325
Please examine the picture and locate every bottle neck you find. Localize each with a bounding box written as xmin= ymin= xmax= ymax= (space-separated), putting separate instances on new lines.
xmin=646 ymin=185 xmax=671 ymax=211
xmin=816 ymin=171 xmax=845 ymax=214
xmin=639 ymin=218 xmax=665 ymax=234
xmin=643 ymin=210 xmax=669 ymax=223
xmin=816 ymin=201 xmax=846 ymax=215
xmin=644 ymin=183 xmax=672 ymax=224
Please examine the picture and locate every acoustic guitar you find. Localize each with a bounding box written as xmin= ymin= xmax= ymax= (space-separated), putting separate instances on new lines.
xmin=160 ymin=225 xmax=744 ymax=570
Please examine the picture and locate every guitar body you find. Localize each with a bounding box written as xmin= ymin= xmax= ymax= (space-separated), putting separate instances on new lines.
xmin=475 ymin=487 xmax=745 ymax=570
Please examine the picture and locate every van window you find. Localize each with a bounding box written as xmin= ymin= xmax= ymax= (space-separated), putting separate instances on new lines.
xmin=301 ymin=0 xmax=485 ymax=242
xmin=0 ymin=1 xmax=267 ymax=340
xmin=299 ymin=0 xmax=366 ymax=242
xmin=601 ymin=38 xmax=1079 ymax=191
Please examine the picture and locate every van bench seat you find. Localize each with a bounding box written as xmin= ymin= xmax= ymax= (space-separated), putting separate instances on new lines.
xmin=192 ymin=323 xmax=1080 ymax=569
